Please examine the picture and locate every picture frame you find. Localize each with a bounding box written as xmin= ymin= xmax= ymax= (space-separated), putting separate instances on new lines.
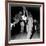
xmin=5 ymin=1 xmax=44 ymax=46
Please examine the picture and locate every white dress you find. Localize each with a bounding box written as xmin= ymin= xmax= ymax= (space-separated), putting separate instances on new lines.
xmin=26 ymin=16 xmax=33 ymax=39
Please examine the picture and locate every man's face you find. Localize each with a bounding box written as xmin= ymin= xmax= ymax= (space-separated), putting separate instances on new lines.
xmin=20 ymin=21 xmax=25 ymax=27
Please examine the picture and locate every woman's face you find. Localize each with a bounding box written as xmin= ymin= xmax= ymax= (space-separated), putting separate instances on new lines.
xmin=20 ymin=21 xmax=25 ymax=27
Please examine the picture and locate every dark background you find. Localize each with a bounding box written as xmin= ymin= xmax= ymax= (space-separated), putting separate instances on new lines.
xmin=11 ymin=6 xmax=40 ymax=38
xmin=11 ymin=6 xmax=40 ymax=23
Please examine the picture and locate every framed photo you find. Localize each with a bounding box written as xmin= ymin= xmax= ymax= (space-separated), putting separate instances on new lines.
xmin=5 ymin=1 xmax=44 ymax=46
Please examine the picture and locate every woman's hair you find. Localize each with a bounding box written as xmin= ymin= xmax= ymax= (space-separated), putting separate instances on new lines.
xmin=28 ymin=12 xmax=32 ymax=17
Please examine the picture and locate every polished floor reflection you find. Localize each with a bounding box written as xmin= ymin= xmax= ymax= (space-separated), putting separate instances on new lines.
xmin=11 ymin=31 xmax=40 ymax=40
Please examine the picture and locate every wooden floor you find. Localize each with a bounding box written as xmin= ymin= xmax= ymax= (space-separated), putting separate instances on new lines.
xmin=11 ymin=32 xmax=40 ymax=40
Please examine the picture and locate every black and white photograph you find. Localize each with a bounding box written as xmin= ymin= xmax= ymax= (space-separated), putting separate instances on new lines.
xmin=8 ymin=2 xmax=44 ymax=44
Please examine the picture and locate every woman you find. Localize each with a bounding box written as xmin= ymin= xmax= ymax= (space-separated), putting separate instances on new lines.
xmin=26 ymin=12 xmax=33 ymax=39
